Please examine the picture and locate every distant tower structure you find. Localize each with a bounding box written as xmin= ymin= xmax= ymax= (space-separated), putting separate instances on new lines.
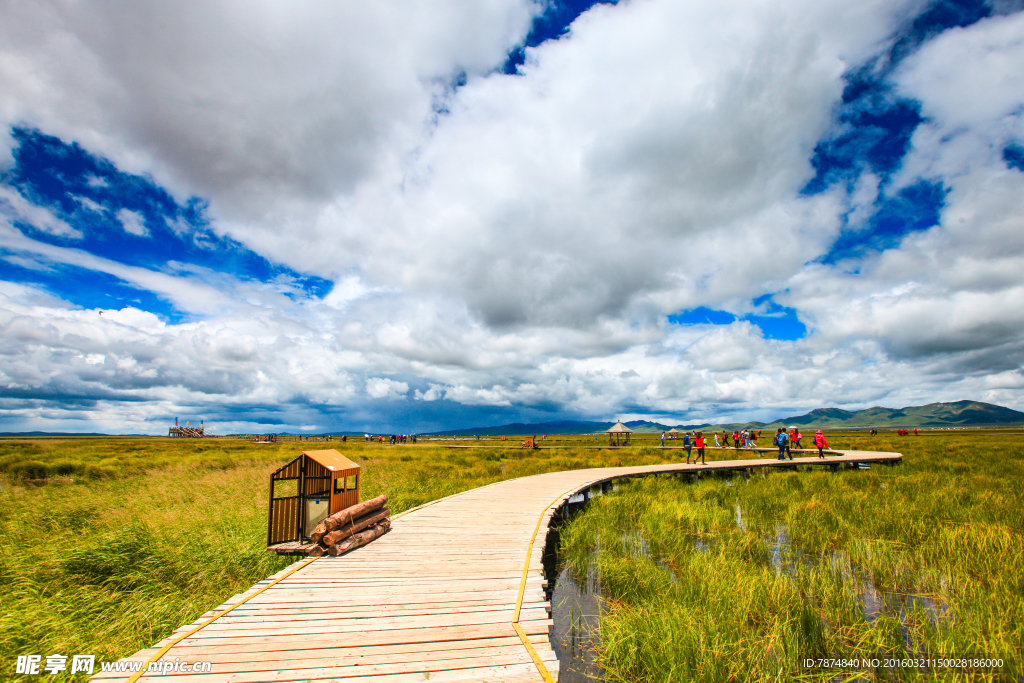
xmin=169 ymin=418 xmax=206 ymax=438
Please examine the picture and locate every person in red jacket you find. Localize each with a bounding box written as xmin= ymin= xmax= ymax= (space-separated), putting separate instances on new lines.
xmin=694 ymin=432 xmax=706 ymax=464
xmin=732 ymin=431 xmax=740 ymax=449
xmin=813 ymin=430 xmax=829 ymax=459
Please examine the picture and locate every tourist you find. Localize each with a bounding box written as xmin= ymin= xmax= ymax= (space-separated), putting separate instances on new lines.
xmin=661 ymin=431 xmax=666 ymax=447
xmin=722 ymin=430 xmax=730 ymax=447
xmin=775 ymin=428 xmax=789 ymax=460
xmin=733 ymin=431 xmax=740 ymax=449
xmin=714 ymin=433 xmax=721 ymax=447
xmin=694 ymin=432 xmax=706 ymax=464
xmin=813 ymin=430 xmax=829 ymax=458
xmin=683 ymin=432 xmax=692 ymax=463
xmin=791 ymin=427 xmax=803 ymax=450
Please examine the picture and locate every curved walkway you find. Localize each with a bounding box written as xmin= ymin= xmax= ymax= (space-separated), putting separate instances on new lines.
xmin=93 ymin=450 xmax=901 ymax=683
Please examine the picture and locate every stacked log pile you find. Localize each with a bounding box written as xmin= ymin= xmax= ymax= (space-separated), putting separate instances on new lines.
xmin=306 ymin=494 xmax=391 ymax=557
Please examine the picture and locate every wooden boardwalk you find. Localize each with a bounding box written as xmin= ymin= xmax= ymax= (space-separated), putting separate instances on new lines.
xmin=93 ymin=450 xmax=901 ymax=683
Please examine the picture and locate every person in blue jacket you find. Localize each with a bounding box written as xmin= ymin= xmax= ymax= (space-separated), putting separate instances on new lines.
xmin=775 ymin=428 xmax=789 ymax=460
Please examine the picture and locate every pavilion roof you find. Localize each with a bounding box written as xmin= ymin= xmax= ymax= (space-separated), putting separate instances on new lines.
xmin=606 ymin=421 xmax=633 ymax=433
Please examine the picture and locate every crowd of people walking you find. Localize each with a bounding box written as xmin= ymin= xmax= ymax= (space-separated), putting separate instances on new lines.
xmin=661 ymin=426 xmax=832 ymax=465
xmin=364 ymin=433 xmax=417 ymax=444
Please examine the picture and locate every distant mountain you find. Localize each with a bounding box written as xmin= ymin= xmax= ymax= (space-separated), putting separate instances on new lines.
xmin=424 ymin=400 xmax=1023 ymax=436
xmin=704 ymin=400 xmax=1024 ymax=431
xmin=0 ymin=432 xmax=110 ymax=437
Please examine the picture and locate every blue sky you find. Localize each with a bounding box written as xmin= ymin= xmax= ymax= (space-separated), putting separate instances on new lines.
xmin=1 ymin=0 xmax=1023 ymax=433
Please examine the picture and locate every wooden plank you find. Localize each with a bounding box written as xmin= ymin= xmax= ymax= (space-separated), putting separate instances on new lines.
xmin=173 ymin=622 xmax=548 ymax=650
xmin=122 ymin=662 xmax=549 ymax=683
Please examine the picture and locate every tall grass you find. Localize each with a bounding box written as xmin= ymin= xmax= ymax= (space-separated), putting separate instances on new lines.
xmin=560 ymin=431 xmax=1024 ymax=681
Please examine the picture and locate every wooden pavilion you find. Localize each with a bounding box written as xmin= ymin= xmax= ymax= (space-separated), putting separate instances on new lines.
xmin=267 ymin=449 xmax=360 ymax=548
xmin=607 ymin=420 xmax=633 ymax=446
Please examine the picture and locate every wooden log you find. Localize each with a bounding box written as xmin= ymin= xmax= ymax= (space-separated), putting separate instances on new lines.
xmin=306 ymin=545 xmax=325 ymax=557
xmin=327 ymin=520 xmax=391 ymax=557
xmin=324 ymin=494 xmax=388 ymax=532
xmin=322 ymin=508 xmax=390 ymax=547
xmin=310 ymin=522 xmax=328 ymax=545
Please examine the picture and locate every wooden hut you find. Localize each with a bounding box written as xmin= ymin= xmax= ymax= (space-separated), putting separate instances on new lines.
xmin=267 ymin=449 xmax=360 ymax=548
xmin=607 ymin=420 xmax=632 ymax=446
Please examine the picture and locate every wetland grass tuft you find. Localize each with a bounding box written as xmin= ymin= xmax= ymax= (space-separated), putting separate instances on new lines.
xmin=560 ymin=431 xmax=1024 ymax=681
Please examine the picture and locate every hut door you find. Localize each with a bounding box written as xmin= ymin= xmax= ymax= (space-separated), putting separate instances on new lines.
xmin=304 ymin=497 xmax=329 ymax=534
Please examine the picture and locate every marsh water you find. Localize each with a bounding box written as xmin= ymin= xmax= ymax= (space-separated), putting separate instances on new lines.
xmin=545 ymin=489 xmax=605 ymax=682
xmin=546 ymin=478 xmax=956 ymax=681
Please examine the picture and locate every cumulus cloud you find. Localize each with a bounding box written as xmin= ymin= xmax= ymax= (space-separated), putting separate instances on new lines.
xmin=0 ymin=1 xmax=537 ymax=211
xmin=294 ymin=0 xmax=917 ymax=327
xmin=366 ymin=378 xmax=409 ymax=400
xmin=784 ymin=11 xmax=1024 ymax=374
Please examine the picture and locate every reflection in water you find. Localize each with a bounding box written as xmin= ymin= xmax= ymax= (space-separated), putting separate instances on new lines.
xmin=734 ymin=502 xmax=747 ymax=531
xmin=546 ymin=491 xmax=606 ymax=682
xmin=550 ymin=556 xmax=604 ymax=683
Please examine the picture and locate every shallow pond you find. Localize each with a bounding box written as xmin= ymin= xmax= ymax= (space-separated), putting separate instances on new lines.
xmin=546 ymin=480 xmax=961 ymax=681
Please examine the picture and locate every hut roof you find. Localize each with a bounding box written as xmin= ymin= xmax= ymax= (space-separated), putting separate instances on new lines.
xmin=302 ymin=449 xmax=360 ymax=472
xmin=667 ymin=428 xmax=679 ymax=434
xmin=606 ymin=421 xmax=633 ymax=433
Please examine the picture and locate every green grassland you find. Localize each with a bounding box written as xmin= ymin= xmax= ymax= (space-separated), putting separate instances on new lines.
xmin=1 ymin=431 xmax=1020 ymax=681
xmin=0 ymin=436 xmax=682 ymax=668
xmin=560 ymin=431 xmax=1024 ymax=681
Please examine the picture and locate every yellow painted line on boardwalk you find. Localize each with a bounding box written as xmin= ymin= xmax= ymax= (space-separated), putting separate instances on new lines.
xmin=514 ymin=481 xmax=601 ymax=683
xmin=125 ymin=556 xmax=318 ymax=683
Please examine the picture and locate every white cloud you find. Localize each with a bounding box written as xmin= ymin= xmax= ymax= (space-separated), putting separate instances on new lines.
xmin=73 ymin=195 xmax=104 ymax=213
xmin=365 ymin=377 xmax=409 ymax=399
xmin=0 ymin=0 xmax=537 ymax=212
xmin=292 ymin=0 xmax=910 ymax=326
xmin=414 ymin=384 xmax=447 ymax=401
xmin=780 ymin=10 xmax=1024 ymax=374
xmin=0 ymin=186 xmax=80 ymax=238
xmin=116 ymin=208 xmax=148 ymax=236
xmin=894 ymin=12 xmax=1024 ymax=133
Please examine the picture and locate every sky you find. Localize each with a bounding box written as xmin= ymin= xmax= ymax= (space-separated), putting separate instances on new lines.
xmin=1 ymin=0 xmax=1024 ymax=434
